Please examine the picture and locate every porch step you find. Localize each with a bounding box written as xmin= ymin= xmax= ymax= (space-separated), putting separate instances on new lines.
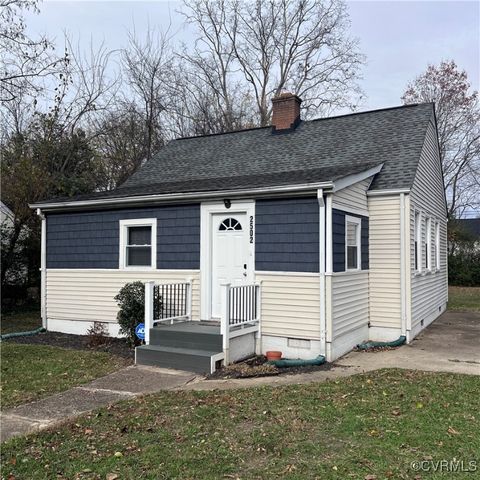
xmin=149 ymin=324 xmax=222 ymax=351
xmin=135 ymin=345 xmax=221 ymax=374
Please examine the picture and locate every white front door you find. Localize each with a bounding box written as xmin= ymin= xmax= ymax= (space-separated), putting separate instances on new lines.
xmin=211 ymin=213 xmax=250 ymax=318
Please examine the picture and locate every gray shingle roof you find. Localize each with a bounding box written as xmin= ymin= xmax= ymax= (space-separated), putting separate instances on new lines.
xmin=37 ymin=103 xmax=435 ymax=204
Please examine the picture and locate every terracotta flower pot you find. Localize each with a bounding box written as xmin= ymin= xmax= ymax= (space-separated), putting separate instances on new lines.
xmin=266 ymin=351 xmax=282 ymax=361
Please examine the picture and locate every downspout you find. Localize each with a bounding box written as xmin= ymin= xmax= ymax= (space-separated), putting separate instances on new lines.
xmin=400 ymin=193 xmax=407 ymax=337
xmin=317 ymin=189 xmax=326 ymax=356
xmin=37 ymin=208 xmax=47 ymax=330
xmin=324 ymin=193 xmax=334 ymax=361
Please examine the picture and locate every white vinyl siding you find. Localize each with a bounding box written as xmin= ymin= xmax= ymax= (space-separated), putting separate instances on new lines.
xmin=333 ymin=177 xmax=371 ymax=214
xmin=332 ymin=271 xmax=369 ymax=339
xmin=255 ymin=273 xmax=320 ymax=339
xmin=368 ymin=195 xmax=402 ymax=328
xmin=409 ymin=121 xmax=448 ymax=328
xmin=46 ymin=269 xmax=200 ymax=324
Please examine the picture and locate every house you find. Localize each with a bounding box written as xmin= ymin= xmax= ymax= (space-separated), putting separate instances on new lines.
xmin=0 ymin=200 xmax=14 ymax=227
xmin=31 ymin=94 xmax=448 ymax=373
xmin=456 ymin=218 xmax=480 ymax=243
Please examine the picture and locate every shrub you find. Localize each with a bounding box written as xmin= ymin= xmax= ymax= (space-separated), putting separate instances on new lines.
xmin=114 ymin=281 xmax=145 ymax=346
xmin=86 ymin=321 xmax=110 ymax=348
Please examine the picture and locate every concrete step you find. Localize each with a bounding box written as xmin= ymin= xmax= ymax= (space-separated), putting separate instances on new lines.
xmin=149 ymin=326 xmax=222 ymax=351
xmin=135 ymin=345 xmax=221 ymax=374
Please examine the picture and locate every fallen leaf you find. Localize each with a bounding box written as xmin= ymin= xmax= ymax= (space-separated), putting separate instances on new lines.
xmin=364 ymin=475 xmax=377 ymax=480
xmin=447 ymin=426 xmax=460 ymax=435
xmin=391 ymin=409 xmax=401 ymax=416
xmin=114 ymin=451 xmax=123 ymax=457
xmin=416 ymin=402 xmax=424 ymax=409
xmin=106 ymin=474 xmax=119 ymax=480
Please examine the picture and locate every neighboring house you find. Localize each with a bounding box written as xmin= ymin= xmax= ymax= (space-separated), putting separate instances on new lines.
xmin=0 ymin=201 xmax=14 ymax=227
xmin=457 ymin=218 xmax=480 ymax=243
xmin=31 ymin=94 xmax=448 ymax=373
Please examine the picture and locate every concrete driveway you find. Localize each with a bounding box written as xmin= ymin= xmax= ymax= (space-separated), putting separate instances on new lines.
xmin=336 ymin=311 xmax=480 ymax=375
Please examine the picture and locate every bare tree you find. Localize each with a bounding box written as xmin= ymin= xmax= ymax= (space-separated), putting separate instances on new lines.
xmin=93 ymin=102 xmax=149 ymax=190
xmin=0 ymin=0 xmax=65 ymax=102
xmin=179 ymin=0 xmax=364 ymax=128
xmin=402 ymin=61 xmax=480 ymax=218
xmin=121 ymin=27 xmax=174 ymax=161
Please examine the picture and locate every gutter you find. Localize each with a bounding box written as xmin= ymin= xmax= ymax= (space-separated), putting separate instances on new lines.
xmin=30 ymin=182 xmax=334 ymax=212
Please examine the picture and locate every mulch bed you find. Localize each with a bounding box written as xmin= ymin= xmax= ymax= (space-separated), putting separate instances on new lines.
xmin=207 ymin=355 xmax=338 ymax=380
xmin=5 ymin=331 xmax=134 ymax=360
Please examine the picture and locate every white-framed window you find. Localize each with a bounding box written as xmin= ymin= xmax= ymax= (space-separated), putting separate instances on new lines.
xmin=425 ymin=216 xmax=432 ymax=271
xmin=119 ymin=218 xmax=157 ymax=269
xmin=345 ymin=215 xmax=361 ymax=271
xmin=435 ymin=221 xmax=440 ymax=270
xmin=414 ymin=210 xmax=421 ymax=272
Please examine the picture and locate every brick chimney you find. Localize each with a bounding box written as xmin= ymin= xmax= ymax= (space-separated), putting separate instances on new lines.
xmin=271 ymin=92 xmax=302 ymax=132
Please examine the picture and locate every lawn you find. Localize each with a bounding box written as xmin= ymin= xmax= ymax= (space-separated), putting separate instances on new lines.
xmin=1 ymin=307 xmax=42 ymax=334
xmin=448 ymin=286 xmax=480 ymax=312
xmin=1 ymin=343 xmax=129 ymax=409
xmin=2 ymin=369 xmax=479 ymax=479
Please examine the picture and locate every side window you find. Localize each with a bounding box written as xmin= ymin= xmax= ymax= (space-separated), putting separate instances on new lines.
xmin=345 ymin=216 xmax=361 ymax=270
xmin=414 ymin=211 xmax=421 ymax=272
xmin=119 ymin=219 xmax=156 ymax=269
xmin=425 ymin=217 xmax=432 ymax=271
xmin=435 ymin=222 xmax=440 ymax=270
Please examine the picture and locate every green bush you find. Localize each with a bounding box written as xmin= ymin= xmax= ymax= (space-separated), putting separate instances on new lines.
xmin=449 ymin=250 xmax=480 ymax=286
xmin=114 ymin=281 xmax=145 ymax=346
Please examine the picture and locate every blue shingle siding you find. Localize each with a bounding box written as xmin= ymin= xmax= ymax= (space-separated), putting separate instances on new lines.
xmin=46 ymin=205 xmax=200 ymax=269
xmin=332 ymin=209 xmax=369 ymax=272
xmin=255 ymin=197 xmax=319 ymax=272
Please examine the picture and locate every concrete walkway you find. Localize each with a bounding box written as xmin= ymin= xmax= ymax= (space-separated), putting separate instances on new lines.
xmin=2 ymin=311 xmax=478 ymax=442
xmin=1 ymin=365 xmax=196 ymax=442
xmin=180 ymin=311 xmax=480 ymax=391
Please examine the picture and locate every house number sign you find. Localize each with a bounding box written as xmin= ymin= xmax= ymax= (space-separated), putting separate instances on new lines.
xmin=249 ymin=215 xmax=254 ymax=243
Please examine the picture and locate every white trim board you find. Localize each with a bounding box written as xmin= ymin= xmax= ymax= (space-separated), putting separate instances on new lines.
xmin=332 ymin=164 xmax=383 ymax=192
xmin=46 ymin=268 xmax=200 ymax=273
xmin=367 ymin=189 xmax=410 ymax=196
xmin=255 ymin=270 xmax=319 ymax=277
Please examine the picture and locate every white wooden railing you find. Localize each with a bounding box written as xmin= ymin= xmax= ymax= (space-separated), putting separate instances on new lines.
xmin=220 ymin=282 xmax=261 ymax=364
xmin=144 ymin=279 xmax=193 ymax=344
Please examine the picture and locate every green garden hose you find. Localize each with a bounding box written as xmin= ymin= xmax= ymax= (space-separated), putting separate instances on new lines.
xmin=269 ymin=355 xmax=326 ymax=368
xmin=356 ymin=335 xmax=406 ymax=350
xmin=0 ymin=327 xmax=46 ymax=341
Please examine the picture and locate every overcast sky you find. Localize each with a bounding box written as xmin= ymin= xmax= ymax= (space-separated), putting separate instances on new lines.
xmin=25 ymin=0 xmax=479 ymax=112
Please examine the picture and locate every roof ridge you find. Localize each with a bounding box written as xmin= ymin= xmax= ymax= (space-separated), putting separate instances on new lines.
xmin=173 ymin=103 xmax=434 ymax=142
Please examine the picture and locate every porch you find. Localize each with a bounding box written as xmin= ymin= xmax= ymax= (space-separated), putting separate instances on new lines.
xmin=135 ymin=281 xmax=261 ymax=374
